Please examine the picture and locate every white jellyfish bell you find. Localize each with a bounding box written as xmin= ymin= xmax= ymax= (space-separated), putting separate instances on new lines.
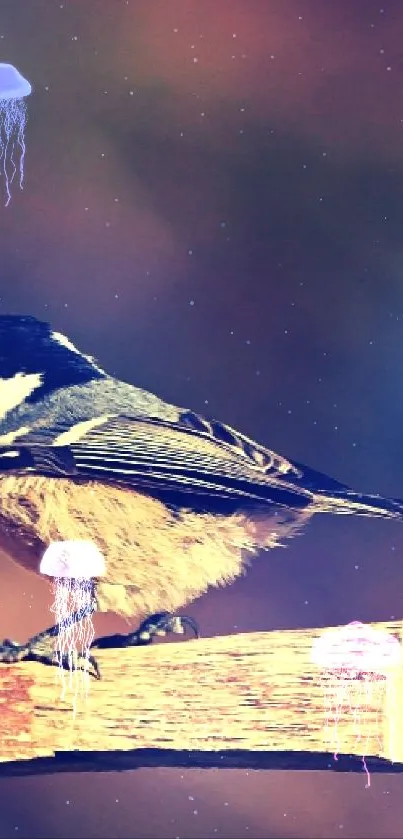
xmin=40 ymin=539 xmax=106 ymax=581
xmin=0 ymin=63 xmax=32 ymax=206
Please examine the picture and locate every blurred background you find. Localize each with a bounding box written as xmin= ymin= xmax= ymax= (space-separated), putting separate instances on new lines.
xmin=0 ymin=1 xmax=403 ymax=836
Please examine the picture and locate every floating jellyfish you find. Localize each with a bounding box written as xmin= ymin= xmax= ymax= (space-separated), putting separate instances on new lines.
xmin=311 ymin=621 xmax=402 ymax=787
xmin=39 ymin=540 xmax=105 ymax=713
xmin=0 ymin=63 xmax=32 ymax=206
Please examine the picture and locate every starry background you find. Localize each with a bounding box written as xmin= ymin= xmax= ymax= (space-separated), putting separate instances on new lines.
xmin=0 ymin=0 xmax=402 ymax=836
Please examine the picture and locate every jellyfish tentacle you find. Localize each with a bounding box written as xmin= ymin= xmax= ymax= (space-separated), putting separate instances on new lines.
xmin=0 ymin=65 xmax=31 ymax=205
xmin=0 ymin=588 xmax=100 ymax=677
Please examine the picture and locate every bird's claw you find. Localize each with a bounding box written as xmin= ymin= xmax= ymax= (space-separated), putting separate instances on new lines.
xmin=91 ymin=611 xmax=199 ymax=650
xmin=137 ymin=611 xmax=199 ymax=643
xmin=53 ymin=650 xmax=101 ymax=680
xmin=0 ymin=611 xmax=199 ymax=678
xmin=0 ymin=637 xmax=101 ymax=680
xmin=0 ymin=638 xmax=29 ymax=665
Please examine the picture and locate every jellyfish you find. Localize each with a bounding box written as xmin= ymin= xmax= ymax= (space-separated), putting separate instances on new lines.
xmin=39 ymin=540 xmax=105 ymax=712
xmin=311 ymin=621 xmax=402 ymax=787
xmin=0 ymin=63 xmax=32 ymax=206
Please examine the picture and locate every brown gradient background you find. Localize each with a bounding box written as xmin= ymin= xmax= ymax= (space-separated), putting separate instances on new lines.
xmin=0 ymin=1 xmax=403 ymax=836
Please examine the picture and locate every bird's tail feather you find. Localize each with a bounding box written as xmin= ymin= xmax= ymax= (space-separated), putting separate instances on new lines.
xmin=313 ymin=489 xmax=403 ymax=520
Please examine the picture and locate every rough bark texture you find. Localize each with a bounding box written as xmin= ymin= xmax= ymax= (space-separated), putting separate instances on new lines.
xmin=0 ymin=621 xmax=402 ymax=775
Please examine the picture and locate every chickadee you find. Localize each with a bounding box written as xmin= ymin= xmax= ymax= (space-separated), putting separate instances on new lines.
xmin=0 ymin=314 xmax=402 ymax=677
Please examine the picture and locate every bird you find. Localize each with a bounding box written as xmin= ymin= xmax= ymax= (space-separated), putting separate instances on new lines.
xmin=0 ymin=313 xmax=402 ymax=677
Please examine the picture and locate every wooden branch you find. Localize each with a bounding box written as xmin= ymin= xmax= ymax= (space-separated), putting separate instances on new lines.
xmin=0 ymin=749 xmax=401 ymax=778
xmin=0 ymin=621 xmax=402 ymax=775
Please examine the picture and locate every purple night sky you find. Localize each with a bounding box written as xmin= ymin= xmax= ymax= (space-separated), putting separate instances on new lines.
xmin=0 ymin=1 xmax=403 ymax=836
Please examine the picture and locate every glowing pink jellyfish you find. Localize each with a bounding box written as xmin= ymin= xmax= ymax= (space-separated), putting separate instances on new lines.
xmin=0 ymin=63 xmax=32 ymax=206
xmin=39 ymin=540 xmax=105 ymax=710
xmin=311 ymin=621 xmax=402 ymax=787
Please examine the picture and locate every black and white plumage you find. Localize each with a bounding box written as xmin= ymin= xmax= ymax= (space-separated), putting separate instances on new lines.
xmin=0 ymin=314 xmax=402 ymax=623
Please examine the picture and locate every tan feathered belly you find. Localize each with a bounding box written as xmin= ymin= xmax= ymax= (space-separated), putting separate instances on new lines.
xmin=0 ymin=475 xmax=313 ymax=620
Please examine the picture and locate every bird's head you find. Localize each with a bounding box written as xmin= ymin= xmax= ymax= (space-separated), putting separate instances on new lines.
xmin=0 ymin=315 xmax=107 ymax=420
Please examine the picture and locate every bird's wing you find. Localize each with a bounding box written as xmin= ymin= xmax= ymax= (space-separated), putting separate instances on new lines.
xmin=3 ymin=413 xmax=403 ymax=523
xmin=2 ymin=411 xmax=323 ymax=508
